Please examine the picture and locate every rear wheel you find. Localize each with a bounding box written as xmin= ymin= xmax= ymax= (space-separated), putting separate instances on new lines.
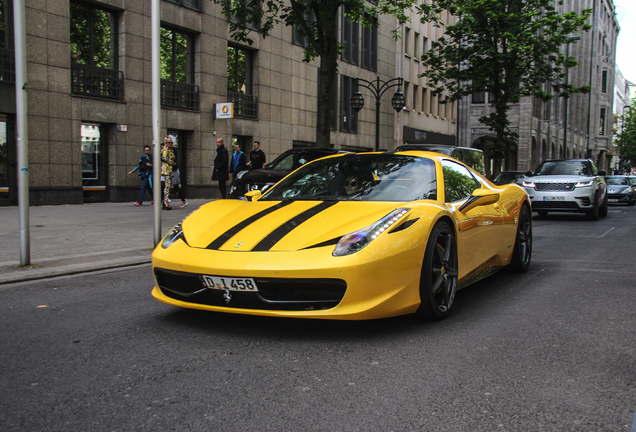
xmin=509 ymin=205 xmax=532 ymax=273
xmin=415 ymin=221 xmax=458 ymax=321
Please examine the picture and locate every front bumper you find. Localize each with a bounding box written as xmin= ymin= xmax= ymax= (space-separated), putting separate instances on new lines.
xmin=524 ymin=187 xmax=594 ymax=213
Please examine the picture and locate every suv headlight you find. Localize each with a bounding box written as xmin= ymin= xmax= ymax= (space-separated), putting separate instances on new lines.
xmin=575 ymin=180 xmax=594 ymax=188
xmin=522 ymin=180 xmax=535 ymax=188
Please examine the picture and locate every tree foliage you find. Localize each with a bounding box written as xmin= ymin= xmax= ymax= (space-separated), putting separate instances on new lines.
xmin=417 ymin=0 xmax=592 ymax=161
xmin=70 ymin=2 xmax=114 ymax=69
xmin=212 ymin=0 xmax=417 ymax=148
xmin=616 ymin=107 xmax=636 ymax=173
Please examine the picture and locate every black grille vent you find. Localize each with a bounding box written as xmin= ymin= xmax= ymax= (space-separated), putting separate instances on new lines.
xmin=535 ymin=182 xmax=575 ymax=191
xmin=154 ymin=268 xmax=346 ymax=311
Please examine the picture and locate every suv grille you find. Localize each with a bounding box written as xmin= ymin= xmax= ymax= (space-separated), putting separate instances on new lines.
xmin=535 ymin=182 xmax=575 ymax=191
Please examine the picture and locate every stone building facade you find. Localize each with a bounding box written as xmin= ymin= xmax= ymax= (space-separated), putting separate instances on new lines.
xmin=457 ymin=0 xmax=619 ymax=177
xmin=0 ymin=0 xmax=458 ymax=206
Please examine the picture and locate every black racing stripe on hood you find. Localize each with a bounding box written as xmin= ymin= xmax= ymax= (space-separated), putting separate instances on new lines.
xmin=252 ymin=201 xmax=339 ymax=252
xmin=206 ymin=201 xmax=293 ymax=250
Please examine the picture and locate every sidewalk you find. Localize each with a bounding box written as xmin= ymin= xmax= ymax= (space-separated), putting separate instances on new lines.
xmin=0 ymin=199 xmax=210 ymax=285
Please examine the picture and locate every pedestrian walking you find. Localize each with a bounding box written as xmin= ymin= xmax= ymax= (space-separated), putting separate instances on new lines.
xmin=171 ymin=154 xmax=188 ymax=208
xmin=212 ymin=138 xmax=229 ymax=199
xmin=247 ymin=140 xmax=266 ymax=170
xmin=161 ymin=136 xmax=175 ymax=210
xmin=230 ymin=143 xmax=248 ymax=179
xmin=128 ymin=145 xmax=153 ymax=206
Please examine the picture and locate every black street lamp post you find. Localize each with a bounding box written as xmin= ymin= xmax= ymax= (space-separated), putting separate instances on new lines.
xmin=350 ymin=76 xmax=405 ymax=151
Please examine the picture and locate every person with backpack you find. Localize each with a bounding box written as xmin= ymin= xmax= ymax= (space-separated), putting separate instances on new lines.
xmin=128 ymin=145 xmax=153 ymax=206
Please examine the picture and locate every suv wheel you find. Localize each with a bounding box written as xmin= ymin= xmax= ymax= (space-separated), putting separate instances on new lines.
xmin=586 ymin=192 xmax=600 ymax=221
xmin=599 ymin=194 xmax=608 ymax=217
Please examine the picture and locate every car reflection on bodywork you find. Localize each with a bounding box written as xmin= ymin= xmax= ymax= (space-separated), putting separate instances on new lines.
xmin=228 ymin=147 xmax=346 ymax=199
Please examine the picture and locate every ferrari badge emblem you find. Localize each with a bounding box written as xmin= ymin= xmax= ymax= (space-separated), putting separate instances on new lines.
xmin=223 ymin=290 xmax=232 ymax=304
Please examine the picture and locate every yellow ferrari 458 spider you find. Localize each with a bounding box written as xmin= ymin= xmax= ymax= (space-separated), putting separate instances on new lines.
xmin=152 ymin=151 xmax=532 ymax=320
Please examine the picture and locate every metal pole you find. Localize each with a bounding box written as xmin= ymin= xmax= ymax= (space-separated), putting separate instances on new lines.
xmin=14 ymin=0 xmax=30 ymax=266
xmin=151 ymin=0 xmax=162 ymax=245
xmin=375 ymin=97 xmax=381 ymax=151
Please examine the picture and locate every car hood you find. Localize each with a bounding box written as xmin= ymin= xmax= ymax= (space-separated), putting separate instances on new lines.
xmin=525 ymin=174 xmax=595 ymax=183
xmin=236 ymin=169 xmax=289 ymax=184
xmin=607 ymin=185 xmax=631 ymax=192
xmin=181 ymin=199 xmax=420 ymax=252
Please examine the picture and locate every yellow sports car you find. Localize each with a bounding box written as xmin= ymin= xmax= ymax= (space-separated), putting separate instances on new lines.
xmin=152 ymin=151 xmax=532 ymax=320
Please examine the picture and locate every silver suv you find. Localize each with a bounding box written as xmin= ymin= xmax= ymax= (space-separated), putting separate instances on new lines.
xmin=523 ymin=159 xmax=608 ymax=220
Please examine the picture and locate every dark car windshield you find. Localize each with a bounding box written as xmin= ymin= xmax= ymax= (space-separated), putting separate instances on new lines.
xmin=606 ymin=176 xmax=630 ymax=186
xmin=265 ymin=150 xmax=334 ymax=171
xmin=260 ymin=154 xmax=438 ymax=202
xmin=534 ymin=161 xmax=593 ymax=176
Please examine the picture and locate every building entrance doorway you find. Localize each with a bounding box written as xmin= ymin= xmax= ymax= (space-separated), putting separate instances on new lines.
xmin=82 ymin=123 xmax=108 ymax=202
xmin=0 ymin=114 xmax=17 ymax=205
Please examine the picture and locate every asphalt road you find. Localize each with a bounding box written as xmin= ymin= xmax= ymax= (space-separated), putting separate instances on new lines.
xmin=1 ymin=205 xmax=636 ymax=431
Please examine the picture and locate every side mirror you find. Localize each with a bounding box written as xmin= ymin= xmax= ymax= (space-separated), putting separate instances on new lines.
xmin=525 ymin=170 xmax=534 ymax=176
xmin=244 ymin=190 xmax=262 ymax=202
xmin=458 ymin=188 xmax=500 ymax=213
xmin=597 ymin=169 xmax=607 ymax=176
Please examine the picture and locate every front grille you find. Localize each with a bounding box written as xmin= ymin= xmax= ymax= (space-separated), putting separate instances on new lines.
xmin=535 ymin=182 xmax=576 ymax=191
xmin=154 ymin=268 xmax=346 ymax=311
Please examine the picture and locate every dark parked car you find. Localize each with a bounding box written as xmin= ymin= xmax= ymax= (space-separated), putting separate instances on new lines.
xmin=395 ymin=144 xmax=485 ymax=175
xmin=605 ymin=175 xmax=636 ymax=206
xmin=228 ymin=147 xmax=345 ymax=199
xmin=493 ymin=171 xmax=526 ymax=185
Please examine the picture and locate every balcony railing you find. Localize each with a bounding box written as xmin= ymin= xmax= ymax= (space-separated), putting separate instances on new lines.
xmin=161 ymin=79 xmax=200 ymax=111
xmin=228 ymin=91 xmax=258 ymax=119
xmin=71 ymin=63 xmax=124 ymax=100
xmin=0 ymin=48 xmax=15 ymax=83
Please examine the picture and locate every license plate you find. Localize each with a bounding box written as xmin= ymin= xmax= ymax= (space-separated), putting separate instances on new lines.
xmin=609 ymin=199 xmax=618 ymax=203
xmin=544 ymin=196 xmax=565 ymax=201
xmin=201 ymin=275 xmax=258 ymax=291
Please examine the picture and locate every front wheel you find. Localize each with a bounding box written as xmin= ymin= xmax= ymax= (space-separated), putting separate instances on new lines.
xmin=509 ymin=205 xmax=532 ymax=273
xmin=586 ymin=192 xmax=600 ymax=221
xmin=599 ymin=194 xmax=608 ymax=217
xmin=415 ymin=221 xmax=458 ymax=320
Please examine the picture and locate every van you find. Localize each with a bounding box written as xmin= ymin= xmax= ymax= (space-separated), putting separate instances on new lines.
xmin=394 ymin=144 xmax=485 ymax=176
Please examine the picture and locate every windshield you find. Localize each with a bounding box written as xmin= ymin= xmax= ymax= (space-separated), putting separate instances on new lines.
xmin=606 ymin=177 xmax=630 ymax=186
xmin=535 ymin=161 xmax=593 ymax=176
xmin=265 ymin=150 xmax=332 ymax=171
xmin=260 ymin=154 xmax=438 ymax=202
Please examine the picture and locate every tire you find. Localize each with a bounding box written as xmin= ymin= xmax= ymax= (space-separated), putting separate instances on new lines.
xmin=586 ymin=192 xmax=600 ymax=221
xmin=509 ymin=204 xmax=532 ymax=273
xmin=599 ymin=194 xmax=608 ymax=217
xmin=629 ymin=195 xmax=636 ymax=206
xmin=415 ymin=221 xmax=458 ymax=320
xmin=537 ymin=210 xmax=548 ymax=217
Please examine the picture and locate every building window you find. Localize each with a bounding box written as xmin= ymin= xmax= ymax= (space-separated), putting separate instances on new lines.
xmin=413 ymin=32 xmax=419 ymax=60
xmin=340 ymin=76 xmax=358 ymax=133
xmin=160 ymin=27 xmax=199 ymax=110
xmin=70 ymin=1 xmax=123 ymax=100
xmin=0 ymin=0 xmax=14 ymax=83
xmin=164 ymin=0 xmax=203 ymax=12
xmin=361 ymin=14 xmax=377 ymax=72
xmin=472 ymin=91 xmax=485 ymax=104
xmin=601 ymin=70 xmax=608 ymax=93
xmin=438 ymin=97 xmax=446 ymax=119
xmin=293 ymin=5 xmax=315 ymax=47
xmin=229 ymin=0 xmax=261 ymax=31
xmin=341 ymin=7 xmax=359 ymax=64
xmin=413 ymin=85 xmax=418 ymax=112
xmin=403 ymin=82 xmax=410 ymax=109
xmin=404 ymin=27 xmax=410 ymax=56
xmin=227 ymin=45 xmax=257 ymax=118
xmin=422 ymin=87 xmax=427 ymax=113
xmin=599 ymin=107 xmax=606 ymax=135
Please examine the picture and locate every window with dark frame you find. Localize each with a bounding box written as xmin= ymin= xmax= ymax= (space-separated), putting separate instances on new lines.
xmin=0 ymin=0 xmax=15 ymax=83
xmin=601 ymin=70 xmax=608 ymax=93
xmin=227 ymin=45 xmax=257 ymax=118
xmin=599 ymin=106 xmax=606 ymax=135
xmin=70 ymin=1 xmax=123 ymax=100
xmin=292 ymin=3 xmax=315 ymax=48
xmin=472 ymin=91 xmax=485 ymax=104
xmin=361 ymin=14 xmax=378 ymax=72
xmin=164 ymin=0 xmax=202 ymax=12
xmin=341 ymin=6 xmax=359 ymax=65
xmin=228 ymin=0 xmax=262 ymax=32
xmin=160 ymin=26 xmax=199 ymax=110
xmin=340 ymin=76 xmax=358 ymax=133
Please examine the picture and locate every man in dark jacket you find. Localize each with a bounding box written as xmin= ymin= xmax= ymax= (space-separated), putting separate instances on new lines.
xmin=212 ymin=138 xmax=229 ymax=198
xmin=128 ymin=145 xmax=153 ymax=206
xmin=230 ymin=143 xmax=248 ymax=179
xmin=247 ymin=140 xmax=266 ymax=170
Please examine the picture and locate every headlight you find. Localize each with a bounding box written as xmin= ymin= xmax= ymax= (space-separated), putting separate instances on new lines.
xmin=575 ymin=180 xmax=594 ymax=187
xmin=522 ymin=181 xmax=535 ymax=188
xmin=333 ymin=209 xmax=410 ymax=257
xmin=161 ymin=223 xmax=188 ymax=249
